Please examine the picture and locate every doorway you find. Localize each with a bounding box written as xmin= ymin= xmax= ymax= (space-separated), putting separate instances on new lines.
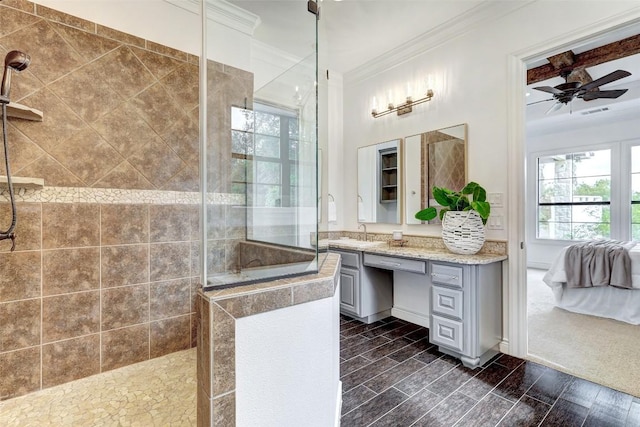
xmin=507 ymin=17 xmax=640 ymax=397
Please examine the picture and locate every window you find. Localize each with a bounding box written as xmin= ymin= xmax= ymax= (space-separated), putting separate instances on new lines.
xmin=537 ymin=149 xmax=611 ymax=240
xmin=230 ymin=103 xmax=314 ymax=208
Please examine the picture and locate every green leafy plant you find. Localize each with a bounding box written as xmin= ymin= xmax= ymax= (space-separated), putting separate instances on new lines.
xmin=414 ymin=181 xmax=491 ymax=225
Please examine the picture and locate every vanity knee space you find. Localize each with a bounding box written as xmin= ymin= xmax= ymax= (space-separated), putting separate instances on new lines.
xmin=332 ymin=244 xmax=504 ymax=368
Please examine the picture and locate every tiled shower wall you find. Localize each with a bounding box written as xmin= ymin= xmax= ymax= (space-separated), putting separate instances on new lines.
xmin=0 ymin=0 xmax=249 ymax=400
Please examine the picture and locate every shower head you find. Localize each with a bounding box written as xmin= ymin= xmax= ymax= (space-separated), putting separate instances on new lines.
xmin=1 ymin=50 xmax=30 ymax=103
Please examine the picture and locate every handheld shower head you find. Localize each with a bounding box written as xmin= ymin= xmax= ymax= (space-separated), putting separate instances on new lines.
xmin=1 ymin=50 xmax=30 ymax=103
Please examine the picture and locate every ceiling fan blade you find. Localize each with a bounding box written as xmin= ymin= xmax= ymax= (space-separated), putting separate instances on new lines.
xmin=533 ymin=85 xmax=564 ymax=95
xmin=526 ymin=98 xmax=554 ymax=106
xmin=579 ymin=70 xmax=631 ymax=91
xmin=581 ymin=89 xmax=629 ymax=101
xmin=545 ymin=102 xmax=564 ymax=114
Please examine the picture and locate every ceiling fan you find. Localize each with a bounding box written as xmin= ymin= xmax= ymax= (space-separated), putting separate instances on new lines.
xmin=529 ymin=50 xmax=632 ymax=114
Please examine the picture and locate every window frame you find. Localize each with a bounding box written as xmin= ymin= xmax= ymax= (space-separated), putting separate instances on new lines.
xmin=527 ymin=140 xmax=633 ymax=245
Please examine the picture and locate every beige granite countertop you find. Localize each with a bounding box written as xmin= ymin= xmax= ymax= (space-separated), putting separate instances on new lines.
xmin=324 ymin=239 xmax=507 ymax=265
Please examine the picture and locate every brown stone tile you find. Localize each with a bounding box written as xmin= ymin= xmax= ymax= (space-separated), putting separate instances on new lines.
xmin=100 ymin=204 xmax=149 ymax=245
xmin=162 ymin=165 xmax=199 ymax=192
xmin=161 ymin=113 xmax=199 ymax=164
xmin=101 ymin=283 xmax=149 ymax=330
xmin=43 ymin=203 xmax=100 ymax=248
xmin=130 ymin=82 xmax=189 ymax=135
xmin=197 ymin=385 xmax=212 ymax=427
xmin=10 ymin=88 xmax=86 ymax=153
xmin=191 ymin=277 xmax=201 ymax=311
xmin=197 ymin=294 xmax=211 ymax=395
xmin=161 ymin=63 xmax=199 ymax=113
xmin=0 ymin=5 xmax=40 ymax=38
xmin=145 ymin=41 xmax=188 ymax=61
xmin=49 ymin=127 xmax=122 ymax=185
xmin=0 ymin=0 xmax=35 ymax=14
xmin=50 ymin=22 xmax=119 ymax=62
xmin=93 ymin=46 xmax=156 ymax=99
xmin=2 ymin=20 xmax=85 ymax=85
xmin=212 ymin=303 xmax=235 ymax=396
xmin=214 ymin=287 xmax=292 ymax=319
xmin=16 ymin=153 xmax=85 ymax=187
xmin=0 ymin=202 xmax=41 ymax=252
xmin=92 ymin=101 xmax=164 ymax=159
xmin=207 ymin=239 xmax=226 ymax=275
xmin=36 ymin=5 xmax=95 ymax=32
xmin=5 ymin=123 xmax=45 ymax=172
xmin=93 ymin=161 xmax=155 ymax=190
xmin=191 ymin=312 xmax=198 ymax=348
xmin=49 ymin=61 xmax=123 ymax=123
xmin=293 ymin=279 xmax=334 ymax=305
xmin=150 ymin=314 xmax=190 ymax=358
xmin=130 ymin=46 xmax=183 ymax=80
xmin=150 ymin=278 xmax=190 ymax=321
xmin=0 ymin=346 xmax=40 ymax=399
xmin=0 ymin=298 xmax=40 ymax=351
xmin=191 ymin=241 xmax=201 ymax=278
xmin=42 ymin=291 xmax=100 ymax=342
xmin=96 ymin=24 xmax=145 ymax=47
xmin=0 ymin=250 xmax=41 ymax=302
xmin=150 ymin=204 xmax=193 ymax=243
xmin=213 ymin=392 xmax=235 ymax=426
xmin=101 ymin=244 xmax=149 ymax=288
xmin=150 ymin=242 xmax=191 ymax=281
xmin=42 ymin=247 xmax=100 ymax=295
xmin=101 ymin=323 xmax=149 ymax=371
xmin=128 ymin=138 xmax=187 ymax=189
xmin=42 ymin=334 xmax=100 ymax=388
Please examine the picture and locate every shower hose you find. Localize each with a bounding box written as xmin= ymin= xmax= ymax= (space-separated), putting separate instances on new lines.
xmin=0 ymin=101 xmax=17 ymax=251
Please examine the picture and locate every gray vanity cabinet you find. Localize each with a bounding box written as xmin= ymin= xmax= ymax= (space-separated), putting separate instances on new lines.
xmin=429 ymin=261 xmax=502 ymax=369
xmin=333 ymin=249 xmax=393 ymax=324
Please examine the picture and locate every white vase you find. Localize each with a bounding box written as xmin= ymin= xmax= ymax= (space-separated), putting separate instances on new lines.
xmin=441 ymin=210 xmax=485 ymax=255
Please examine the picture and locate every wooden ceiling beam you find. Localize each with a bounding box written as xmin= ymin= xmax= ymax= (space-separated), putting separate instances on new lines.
xmin=527 ymin=33 xmax=640 ymax=85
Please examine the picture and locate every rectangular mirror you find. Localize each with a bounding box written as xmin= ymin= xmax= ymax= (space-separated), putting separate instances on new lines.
xmin=358 ymin=139 xmax=402 ymax=224
xmin=404 ymin=124 xmax=467 ymax=224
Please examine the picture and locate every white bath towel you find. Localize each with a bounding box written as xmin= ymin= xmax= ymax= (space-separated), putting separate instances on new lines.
xmin=328 ymin=200 xmax=337 ymax=222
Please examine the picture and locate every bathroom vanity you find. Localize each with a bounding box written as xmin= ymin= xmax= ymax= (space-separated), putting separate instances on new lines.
xmin=329 ymin=240 xmax=505 ymax=368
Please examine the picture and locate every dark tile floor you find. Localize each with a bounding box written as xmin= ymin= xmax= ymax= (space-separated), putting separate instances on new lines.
xmin=339 ymin=315 xmax=640 ymax=427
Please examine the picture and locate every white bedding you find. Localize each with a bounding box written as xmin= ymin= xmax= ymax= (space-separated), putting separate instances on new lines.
xmin=542 ymin=242 xmax=640 ymax=325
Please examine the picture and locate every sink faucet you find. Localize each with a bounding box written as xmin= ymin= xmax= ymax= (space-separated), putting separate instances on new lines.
xmin=358 ymin=223 xmax=367 ymax=241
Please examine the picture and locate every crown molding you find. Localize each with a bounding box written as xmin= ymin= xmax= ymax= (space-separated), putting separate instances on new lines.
xmin=344 ymin=0 xmax=535 ymax=85
xmin=164 ymin=0 xmax=261 ymax=35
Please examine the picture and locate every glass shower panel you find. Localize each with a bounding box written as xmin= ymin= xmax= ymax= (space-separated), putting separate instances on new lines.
xmin=203 ymin=0 xmax=319 ymax=289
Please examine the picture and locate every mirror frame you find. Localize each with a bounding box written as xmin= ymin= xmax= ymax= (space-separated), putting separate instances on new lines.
xmin=404 ymin=124 xmax=468 ymax=224
xmin=357 ymin=138 xmax=403 ymax=224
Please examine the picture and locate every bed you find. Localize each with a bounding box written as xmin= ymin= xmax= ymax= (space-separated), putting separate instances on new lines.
xmin=543 ymin=241 xmax=640 ymax=325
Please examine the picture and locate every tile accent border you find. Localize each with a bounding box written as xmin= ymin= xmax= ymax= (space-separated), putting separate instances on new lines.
xmin=0 ymin=186 xmax=245 ymax=205
xmin=196 ymin=253 xmax=340 ymax=426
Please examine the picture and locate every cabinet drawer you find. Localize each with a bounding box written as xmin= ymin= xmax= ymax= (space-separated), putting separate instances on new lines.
xmin=430 ymin=315 xmax=464 ymax=352
xmin=432 ymin=286 xmax=463 ymax=320
xmin=430 ymin=263 xmax=463 ymax=288
xmin=364 ymin=254 xmax=426 ymax=274
xmin=333 ymin=250 xmax=360 ymax=268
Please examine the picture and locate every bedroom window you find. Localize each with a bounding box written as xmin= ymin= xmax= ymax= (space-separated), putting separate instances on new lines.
xmin=537 ymin=149 xmax=611 ymax=240
xmin=631 ymin=146 xmax=640 ymax=240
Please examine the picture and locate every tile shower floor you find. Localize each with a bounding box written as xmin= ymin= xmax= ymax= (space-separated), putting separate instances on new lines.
xmin=1 ymin=316 xmax=639 ymax=426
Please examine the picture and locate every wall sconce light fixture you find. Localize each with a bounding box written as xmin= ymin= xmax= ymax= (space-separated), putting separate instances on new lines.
xmin=371 ymin=88 xmax=434 ymax=118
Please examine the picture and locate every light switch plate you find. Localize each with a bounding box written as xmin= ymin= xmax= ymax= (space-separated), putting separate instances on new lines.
xmin=487 ymin=215 xmax=504 ymax=230
xmin=487 ymin=193 xmax=504 ymax=208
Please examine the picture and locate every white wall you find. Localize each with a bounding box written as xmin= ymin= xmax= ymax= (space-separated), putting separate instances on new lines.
xmin=235 ymin=290 xmax=341 ymax=427
xmin=338 ymin=1 xmax=640 ymax=243
xmin=526 ymin=114 xmax=640 ymax=268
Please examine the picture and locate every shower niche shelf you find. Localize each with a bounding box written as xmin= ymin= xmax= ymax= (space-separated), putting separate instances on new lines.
xmin=1 ymin=102 xmax=43 ymax=121
xmin=0 ymin=176 xmax=44 ymax=190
